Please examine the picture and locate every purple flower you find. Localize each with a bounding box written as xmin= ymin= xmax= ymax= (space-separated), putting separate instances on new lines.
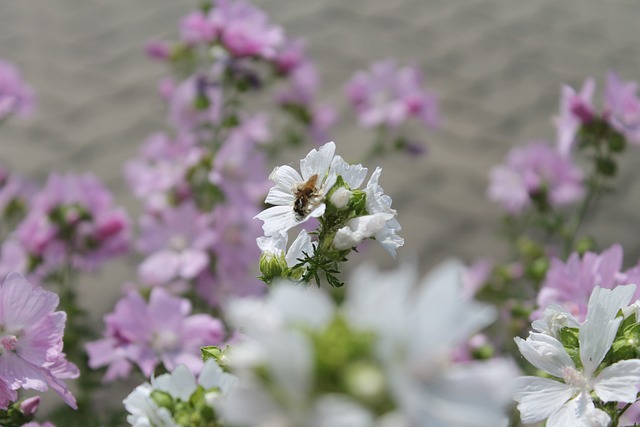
xmin=345 ymin=59 xmax=439 ymax=130
xmin=208 ymin=118 xmax=271 ymax=204
xmin=0 ymin=273 xmax=78 ymax=409
xmin=144 ymin=40 xmax=172 ymax=61
xmin=180 ymin=10 xmax=217 ymax=45
xmin=86 ymin=288 xmax=225 ymax=381
xmin=535 ymin=244 xmax=640 ymax=321
xmin=169 ymin=75 xmax=222 ymax=132
xmin=137 ymin=202 xmax=215 ymax=286
xmin=488 ymin=142 xmax=584 ymax=213
xmin=0 ymin=60 xmax=35 ymax=120
xmin=16 ymin=173 xmax=131 ymax=273
xmin=210 ymin=0 xmax=284 ymax=59
xmin=556 ymin=77 xmax=595 ymax=156
xmin=274 ymin=38 xmax=307 ymax=75
xmin=124 ymin=132 xmax=198 ymax=213
xmin=604 ymin=71 xmax=640 ymax=144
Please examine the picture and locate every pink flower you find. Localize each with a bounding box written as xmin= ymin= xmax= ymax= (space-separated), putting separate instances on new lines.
xmin=136 ymin=202 xmax=215 ymax=286
xmin=124 ymin=132 xmax=197 ymax=213
xmin=0 ymin=60 xmax=35 ymax=120
xmin=169 ymin=75 xmax=222 ymax=132
xmin=488 ymin=142 xmax=584 ymax=213
xmin=86 ymin=288 xmax=225 ymax=381
xmin=273 ymin=38 xmax=307 ymax=75
xmin=144 ymin=40 xmax=172 ymax=61
xmin=210 ymin=0 xmax=284 ymax=59
xmin=22 ymin=422 xmax=55 ymax=427
xmin=0 ymin=273 xmax=78 ymax=409
xmin=535 ymin=244 xmax=640 ymax=321
xmin=604 ymin=71 xmax=640 ymax=144
xmin=180 ymin=11 xmax=217 ymax=45
xmin=345 ymin=59 xmax=439 ymax=130
xmin=556 ymin=77 xmax=596 ymax=156
xmin=15 ymin=173 xmax=131 ymax=273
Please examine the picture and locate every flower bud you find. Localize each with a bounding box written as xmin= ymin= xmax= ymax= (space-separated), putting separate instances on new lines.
xmin=330 ymin=187 xmax=352 ymax=209
xmin=19 ymin=396 xmax=40 ymax=416
xmin=259 ymin=251 xmax=287 ymax=283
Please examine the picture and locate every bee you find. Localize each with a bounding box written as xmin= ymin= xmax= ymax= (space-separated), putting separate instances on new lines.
xmin=293 ymin=174 xmax=320 ymax=220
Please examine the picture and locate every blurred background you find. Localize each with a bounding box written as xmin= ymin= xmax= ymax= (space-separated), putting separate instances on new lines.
xmin=2 ymin=0 xmax=640 ymax=323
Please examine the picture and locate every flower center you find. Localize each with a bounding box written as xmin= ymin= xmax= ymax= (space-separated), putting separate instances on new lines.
xmin=152 ymin=330 xmax=180 ymax=352
xmin=562 ymin=366 xmax=588 ymax=390
xmin=169 ymin=234 xmax=189 ymax=252
xmin=0 ymin=334 xmax=18 ymax=353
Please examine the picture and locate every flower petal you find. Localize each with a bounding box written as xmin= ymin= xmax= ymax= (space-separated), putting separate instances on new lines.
xmin=593 ymin=359 xmax=640 ymax=403
xmin=300 ymin=141 xmax=335 ymax=181
xmin=546 ymin=393 xmax=609 ymax=427
xmin=254 ymin=205 xmax=299 ymax=236
xmin=514 ymin=333 xmax=574 ymax=378
xmin=513 ymin=376 xmax=574 ymax=424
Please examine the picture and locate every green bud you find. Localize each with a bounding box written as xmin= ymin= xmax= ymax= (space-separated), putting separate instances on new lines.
xmin=526 ymin=257 xmax=549 ymax=282
xmin=151 ymin=390 xmax=174 ymax=411
xmin=574 ymin=236 xmax=596 ymax=255
xmin=201 ymin=345 xmax=231 ymax=370
xmin=194 ymin=92 xmax=210 ymax=110
xmin=607 ymin=132 xmax=626 ymax=153
xmin=596 ymin=157 xmax=617 ymax=177
xmin=259 ymin=252 xmax=287 ymax=284
xmin=344 ymin=361 xmax=386 ymax=403
xmin=349 ymin=189 xmax=367 ymax=217
xmin=516 ymin=237 xmax=544 ymax=259
xmin=471 ymin=344 xmax=494 ymax=360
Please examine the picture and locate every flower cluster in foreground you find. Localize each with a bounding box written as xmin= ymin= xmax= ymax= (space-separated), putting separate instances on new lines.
xmin=217 ymin=261 xmax=518 ymax=426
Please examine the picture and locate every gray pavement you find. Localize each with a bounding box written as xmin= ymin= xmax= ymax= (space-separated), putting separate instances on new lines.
xmin=2 ymin=0 xmax=640 ymax=318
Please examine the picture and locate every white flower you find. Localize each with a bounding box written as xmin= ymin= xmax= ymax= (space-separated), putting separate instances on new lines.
xmin=333 ymin=213 xmax=395 ymax=250
xmin=255 ymin=142 xmax=337 ymax=236
xmin=363 ymin=168 xmax=403 ymax=257
xmin=330 ymin=187 xmax=352 ymax=209
xmin=344 ymin=260 xmax=518 ymax=427
xmin=531 ymin=303 xmax=580 ymax=338
xmin=124 ymin=360 xmax=236 ymax=427
xmin=123 ymin=383 xmax=179 ymax=427
xmin=514 ymin=285 xmax=640 ymax=427
xmin=257 ymin=229 xmax=313 ymax=268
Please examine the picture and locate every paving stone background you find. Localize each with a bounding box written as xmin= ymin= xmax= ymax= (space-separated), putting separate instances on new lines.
xmin=2 ymin=0 xmax=640 ymax=326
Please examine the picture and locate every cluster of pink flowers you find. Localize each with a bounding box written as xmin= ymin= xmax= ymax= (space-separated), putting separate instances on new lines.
xmin=0 ymin=172 xmax=130 ymax=281
xmin=535 ymin=244 xmax=640 ymax=321
xmin=558 ymin=71 xmax=640 ymax=155
xmin=487 ymin=141 xmax=584 ymax=213
xmin=345 ymin=59 xmax=439 ymax=152
xmin=0 ymin=273 xmax=78 ymax=410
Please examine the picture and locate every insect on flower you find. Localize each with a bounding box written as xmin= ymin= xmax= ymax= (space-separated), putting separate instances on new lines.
xmin=293 ymin=173 xmax=320 ymax=220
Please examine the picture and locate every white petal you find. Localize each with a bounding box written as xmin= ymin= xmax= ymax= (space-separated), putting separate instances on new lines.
xmin=580 ymin=286 xmax=632 ymax=377
xmin=265 ymin=330 xmax=313 ymax=404
xmin=269 ymin=283 xmax=335 ymax=330
xmin=269 ymin=165 xmax=302 ymax=192
xmin=199 ymin=359 xmax=237 ymax=394
xmin=265 ymin=186 xmax=294 ymax=206
xmin=300 ymin=141 xmax=335 ymax=180
xmin=330 ymin=155 xmax=368 ymax=189
xmin=593 ymin=359 xmax=640 ymax=403
xmin=257 ymin=231 xmax=287 ymax=254
xmin=308 ymin=203 xmax=326 ymax=219
xmin=512 ymin=376 xmax=574 ymax=424
xmin=153 ymin=365 xmax=197 ymax=402
xmin=586 ymin=284 xmax=636 ymax=324
xmin=312 ymin=395 xmax=374 ymax=427
xmin=254 ymin=205 xmax=298 ymax=236
xmin=547 ymin=393 xmax=610 ymax=427
xmin=514 ymin=333 xmax=574 ymax=378
xmin=285 ymin=230 xmax=313 ymax=268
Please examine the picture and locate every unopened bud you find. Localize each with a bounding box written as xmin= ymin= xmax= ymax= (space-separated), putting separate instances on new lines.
xmin=330 ymin=187 xmax=352 ymax=209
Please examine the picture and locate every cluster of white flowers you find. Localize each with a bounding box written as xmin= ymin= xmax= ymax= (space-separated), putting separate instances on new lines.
xmin=123 ymin=359 xmax=236 ymax=427
xmin=216 ymin=260 xmax=519 ymax=427
xmin=254 ymin=141 xmax=403 ymax=286
xmin=514 ymin=285 xmax=640 ymax=426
